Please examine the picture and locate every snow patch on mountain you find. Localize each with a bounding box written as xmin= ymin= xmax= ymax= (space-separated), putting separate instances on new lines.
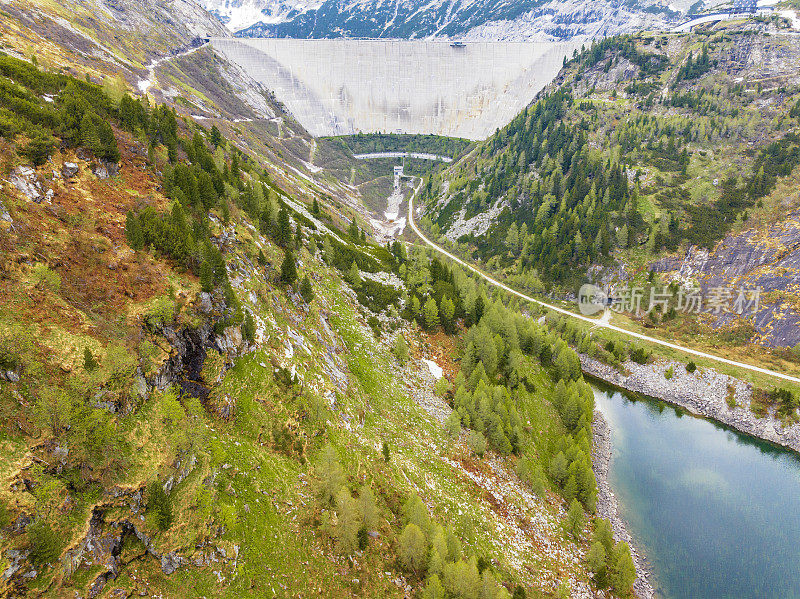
xmin=198 ymin=0 xmax=688 ymax=39
xmin=201 ymin=0 xmax=323 ymax=30
xmin=461 ymin=0 xmax=678 ymax=42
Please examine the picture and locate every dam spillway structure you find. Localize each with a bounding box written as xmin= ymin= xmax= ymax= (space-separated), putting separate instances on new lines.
xmin=211 ymin=38 xmax=583 ymax=140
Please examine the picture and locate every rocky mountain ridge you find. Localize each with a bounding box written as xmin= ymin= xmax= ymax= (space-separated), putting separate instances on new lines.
xmin=651 ymin=209 xmax=800 ymax=347
xmin=200 ymin=0 xmax=688 ymax=41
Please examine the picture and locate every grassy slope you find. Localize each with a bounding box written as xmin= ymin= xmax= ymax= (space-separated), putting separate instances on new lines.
xmin=0 ymin=15 xmax=603 ymax=599
xmin=0 ymin=163 xmax=595 ymax=597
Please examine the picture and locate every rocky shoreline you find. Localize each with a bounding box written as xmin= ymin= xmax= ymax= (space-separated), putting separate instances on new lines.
xmin=591 ymin=412 xmax=656 ymax=599
xmin=580 ymin=354 xmax=800 ymax=454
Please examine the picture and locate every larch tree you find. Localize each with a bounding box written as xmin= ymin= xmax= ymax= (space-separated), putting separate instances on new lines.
xmin=563 ymin=498 xmax=585 ymax=540
xmin=334 ymin=488 xmax=361 ymax=555
xmin=393 ymin=335 xmax=409 ymax=364
xmin=424 ymin=297 xmax=439 ymax=330
xmin=398 ymin=523 xmax=427 ymax=574
xmin=313 ymin=445 xmax=344 ymax=506
xmin=609 ymin=542 xmax=637 ymax=595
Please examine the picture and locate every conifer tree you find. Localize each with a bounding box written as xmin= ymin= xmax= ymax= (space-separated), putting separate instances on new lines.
xmin=393 ymin=335 xmax=409 ymax=364
xmin=125 ymin=211 xmax=144 ymax=250
xmin=563 ymin=499 xmax=585 ymax=540
xmin=281 ymin=250 xmax=298 ymax=285
xmin=276 ymin=206 xmax=292 ymax=247
xmin=587 ymin=541 xmax=606 ymax=575
xmin=322 ymin=236 xmax=334 ymax=264
xmin=399 ymin=523 xmax=427 ymax=574
xmin=300 ymin=275 xmax=314 ymax=303
xmin=348 ymin=218 xmax=359 ymax=240
xmin=346 ymin=261 xmax=361 ymax=286
xmin=80 ymin=113 xmax=101 ymax=155
xmin=382 ymin=441 xmax=391 ymax=462
xmin=20 ymin=133 xmax=56 ymax=167
xmin=97 ymin=120 xmax=120 ymax=162
xmin=200 ymin=260 xmax=214 ymax=292
xmin=424 ymin=297 xmax=439 ymax=330
xmin=210 ymin=125 xmax=223 ymax=148
xmin=198 ymin=171 xmax=217 ymax=210
xmin=294 ymin=226 xmax=303 ymax=250
xmin=334 ymin=489 xmax=361 ymax=555
xmin=313 ymin=445 xmax=344 ymax=506
xmin=609 ymin=542 xmax=636 ymax=595
xmin=422 ymin=575 xmax=446 ymax=599
xmin=358 ymin=485 xmax=378 ymax=531
xmin=439 ymin=296 xmax=455 ymax=332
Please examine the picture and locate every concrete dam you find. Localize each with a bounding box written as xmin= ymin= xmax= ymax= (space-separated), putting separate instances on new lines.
xmin=211 ymin=38 xmax=582 ymax=140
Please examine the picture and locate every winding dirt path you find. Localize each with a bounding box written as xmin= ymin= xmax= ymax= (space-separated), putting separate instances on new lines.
xmin=138 ymin=42 xmax=210 ymax=94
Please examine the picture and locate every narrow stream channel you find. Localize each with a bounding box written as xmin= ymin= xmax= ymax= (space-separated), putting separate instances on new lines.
xmin=593 ymin=383 xmax=800 ymax=599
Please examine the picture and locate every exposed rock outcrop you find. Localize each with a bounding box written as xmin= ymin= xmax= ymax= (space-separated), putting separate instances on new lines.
xmin=62 ymin=162 xmax=80 ymax=178
xmin=8 ymin=166 xmax=52 ymax=204
xmin=0 ymin=197 xmax=12 ymax=230
xmin=62 ymin=502 xmax=191 ymax=595
xmin=92 ymin=160 xmax=120 ymax=180
xmin=651 ymin=211 xmax=800 ymax=347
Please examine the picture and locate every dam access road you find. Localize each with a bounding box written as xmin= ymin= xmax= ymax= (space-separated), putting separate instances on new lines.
xmin=407 ymin=192 xmax=800 ymax=385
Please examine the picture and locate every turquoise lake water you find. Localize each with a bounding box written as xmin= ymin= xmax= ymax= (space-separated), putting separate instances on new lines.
xmin=593 ymin=384 xmax=800 ymax=599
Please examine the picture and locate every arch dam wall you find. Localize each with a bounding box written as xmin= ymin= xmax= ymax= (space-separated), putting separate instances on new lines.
xmin=210 ymin=38 xmax=583 ymax=140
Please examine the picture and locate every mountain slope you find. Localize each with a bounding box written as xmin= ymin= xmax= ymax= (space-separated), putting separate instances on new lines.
xmin=0 ymin=2 xmax=639 ymax=598
xmin=417 ymin=17 xmax=800 ymax=348
xmin=201 ymin=0 xmax=686 ymax=41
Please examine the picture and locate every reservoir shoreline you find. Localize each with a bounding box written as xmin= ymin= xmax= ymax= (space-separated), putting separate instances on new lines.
xmin=591 ymin=410 xmax=656 ymax=599
xmin=586 ymin=352 xmax=800 ymax=599
xmin=580 ymin=354 xmax=800 ymax=455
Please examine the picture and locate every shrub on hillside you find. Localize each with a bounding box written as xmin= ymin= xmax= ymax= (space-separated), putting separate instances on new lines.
xmin=27 ymin=519 xmax=62 ymax=565
xmin=145 ymin=295 xmax=175 ymax=329
xmin=629 ymin=346 xmax=651 ymax=364
xmin=242 ymin=310 xmax=255 ymax=343
xmin=30 ymin=263 xmax=60 ymax=292
xmin=393 ymin=335 xmax=409 ymax=365
xmin=83 ymin=348 xmax=99 ymax=372
xmin=20 ymin=132 xmax=56 ymax=166
xmin=147 ymin=481 xmax=174 ymax=531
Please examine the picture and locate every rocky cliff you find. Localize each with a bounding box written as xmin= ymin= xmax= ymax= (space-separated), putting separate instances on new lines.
xmin=651 ymin=210 xmax=800 ymax=347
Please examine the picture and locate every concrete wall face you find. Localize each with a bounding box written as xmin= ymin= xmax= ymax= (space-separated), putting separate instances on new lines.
xmin=212 ymin=39 xmax=582 ymax=140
